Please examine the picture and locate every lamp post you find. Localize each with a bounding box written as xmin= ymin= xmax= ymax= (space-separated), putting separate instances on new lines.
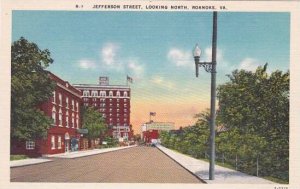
xmin=193 ymin=11 xmax=218 ymax=180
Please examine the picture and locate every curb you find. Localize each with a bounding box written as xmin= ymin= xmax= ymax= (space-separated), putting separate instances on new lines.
xmin=156 ymin=145 xmax=207 ymax=184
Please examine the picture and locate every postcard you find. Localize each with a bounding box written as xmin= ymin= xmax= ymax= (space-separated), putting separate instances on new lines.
xmin=1 ymin=0 xmax=300 ymax=189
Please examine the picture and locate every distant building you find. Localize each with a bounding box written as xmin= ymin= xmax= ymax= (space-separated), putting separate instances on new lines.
xmin=11 ymin=72 xmax=83 ymax=157
xmin=73 ymin=77 xmax=133 ymax=141
xmin=141 ymin=122 xmax=175 ymax=143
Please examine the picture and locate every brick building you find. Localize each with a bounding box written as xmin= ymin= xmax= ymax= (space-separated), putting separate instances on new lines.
xmin=73 ymin=77 xmax=133 ymax=141
xmin=11 ymin=72 xmax=83 ymax=156
xmin=141 ymin=122 xmax=174 ymax=144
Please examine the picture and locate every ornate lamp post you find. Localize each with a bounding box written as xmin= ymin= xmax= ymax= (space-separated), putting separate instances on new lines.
xmin=193 ymin=11 xmax=218 ymax=180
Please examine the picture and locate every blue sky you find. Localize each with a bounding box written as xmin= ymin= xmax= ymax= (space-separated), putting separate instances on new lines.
xmin=12 ymin=11 xmax=290 ymax=130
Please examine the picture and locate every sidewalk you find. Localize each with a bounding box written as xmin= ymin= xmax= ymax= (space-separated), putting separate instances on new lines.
xmin=10 ymin=158 xmax=52 ymax=168
xmin=45 ymin=145 xmax=137 ymax=159
xmin=11 ymin=145 xmax=137 ymax=167
xmin=156 ymin=144 xmax=275 ymax=184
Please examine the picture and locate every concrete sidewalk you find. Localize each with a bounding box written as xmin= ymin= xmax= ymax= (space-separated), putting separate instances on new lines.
xmin=45 ymin=145 xmax=137 ymax=158
xmin=11 ymin=145 xmax=137 ymax=167
xmin=156 ymin=144 xmax=275 ymax=184
xmin=10 ymin=158 xmax=52 ymax=168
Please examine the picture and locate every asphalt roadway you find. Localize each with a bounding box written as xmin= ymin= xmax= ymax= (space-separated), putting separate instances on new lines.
xmin=11 ymin=146 xmax=203 ymax=183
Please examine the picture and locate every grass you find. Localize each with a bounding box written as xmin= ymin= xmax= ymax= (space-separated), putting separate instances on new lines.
xmin=263 ymin=176 xmax=289 ymax=184
xmin=10 ymin=155 xmax=28 ymax=161
xmin=165 ymin=146 xmax=288 ymax=184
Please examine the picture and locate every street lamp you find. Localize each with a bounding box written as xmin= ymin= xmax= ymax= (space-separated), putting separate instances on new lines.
xmin=193 ymin=11 xmax=218 ymax=180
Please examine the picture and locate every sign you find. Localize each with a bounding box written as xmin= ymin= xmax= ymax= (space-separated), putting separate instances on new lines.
xmin=77 ymin=128 xmax=88 ymax=134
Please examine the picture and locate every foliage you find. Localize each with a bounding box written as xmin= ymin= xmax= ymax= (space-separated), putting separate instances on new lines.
xmin=160 ymin=64 xmax=289 ymax=182
xmin=11 ymin=37 xmax=56 ymax=142
xmin=102 ymin=136 xmax=119 ymax=148
xmin=81 ymin=106 xmax=107 ymax=140
xmin=10 ymin=155 xmax=28 ymax=161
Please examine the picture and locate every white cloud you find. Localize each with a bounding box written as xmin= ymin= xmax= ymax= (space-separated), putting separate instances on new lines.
xmin=78 ymin=59 xmax=96 ymax=70
xmin=202 ymin=47 xmax=223 ymax=62
xmin=150 ymin=75 xmax=175 ymax=89
xmin=127 ymin=59 xmax=144 ymax=78
xmin=239 ymin=58 xmax=262 ymax=71
xmin=101 ymin=43 xmax=119 ymax=66
xmin=167 ymin=48 xmax=193 ymax=68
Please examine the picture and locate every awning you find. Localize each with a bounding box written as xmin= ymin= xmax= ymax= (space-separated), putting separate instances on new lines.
xmin=77 ymin=128 xmax=88 ymax=134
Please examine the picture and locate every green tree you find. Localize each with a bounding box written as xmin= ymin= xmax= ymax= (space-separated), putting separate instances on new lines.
xmin=81 ymin=106 xmax=107 ymax=147
xmin=217 ymin=64 xmax=289 ymax=180
xmin=11 ymin=37 xmax=56 ymax=143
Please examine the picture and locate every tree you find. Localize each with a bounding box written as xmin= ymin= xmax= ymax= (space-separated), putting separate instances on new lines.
xmin=217 ymin=64 xmax=289 ymax=180
xmin=81 ymin=106 xmax=107 ymax=147
xmin=11 ymin=37 xmax=56 ymax=143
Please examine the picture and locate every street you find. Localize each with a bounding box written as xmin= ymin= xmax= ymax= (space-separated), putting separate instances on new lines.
xmin=11 ymin=146 xmax=203 ymax=183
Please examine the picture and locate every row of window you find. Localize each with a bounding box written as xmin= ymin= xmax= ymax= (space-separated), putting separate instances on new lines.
xmin=51 ymin=135 xmax=62 ymax=150
xmin=100 ymin=112 xmax=128 ymax=117
xmin=83 ymin=90 xmax=128 ymax=97
xmin=53 ymin=91 xmax=79 ymax=112
xmin=52 ymin=107 xmax=79 ymax=128
xmin=85 ymin=98 xmax=128 ymax=102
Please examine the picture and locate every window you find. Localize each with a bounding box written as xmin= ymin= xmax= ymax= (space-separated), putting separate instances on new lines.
xmin=102 ymin=114 xmax=106 ymax=118
xmin=26 ymin=141 xmax=35 ymax=150
xmin=124 ymin=118 xmax=127 ymax=122
xmin=110 ymin=113 xmax=112 ymax=117
xmin=52 ymin=107 xmax=56 ymax=125
xmin=124 ymin=99 xmax=127 ymax=102
xmin=76 ymin=115 xmax=79 ymax=129
xmin=124 ymin=91 xmax=128 ymax=97
xmin=116 ymin=91 xmax=120 ymax=97
xmin=76 ymin=102 xmax=79 ymax=112
xmin=66 ymin=111 xmax=69 ymax=127
xmin=109 ymin=118 xmax=112 ymax=121
xmin=83 ymin=90 xmax=90 ymax=97
xmin=59 ymin=108 xmax=62 ymax=126
xmin=72 ymin=100 xmax=74 ymax=110
xmin=84 ymin=103 xmax=88 ymax=106
xmin=109 ymin=98 xmax=112 ymax=102
xmin=124 ymin=109 xmax=127 ymax=112
xmin=100 ymin=103 xmax=105 ymax=107
xmin=52 ymin=91 xmax=56 ymax=103
xmin=59 ymin=93 xmax=62 ymax=106
xmin=109 ymin=108 xmax=112 ymax=112
xmin=94 ymin=103 xmax=97 ymax=107
xmin=124 ymin=114 xmax=127 ymax=117
xmin=110 ymin=103 xmax=112 ymax=107
xmin=124 ymin=104 xmax=127 ymax=107
xmin=117 ymin=109 xmax=119 ymax=112
xmin=84 ymin=98 xmax=88 ymax=102
xmin=91 ymin=90 xmax=98 ymax=97
xmin=66 ymin=97 xmax=69 ymax=108
xmin=72 ymin=113 xmax=75 ymax=128
xmin=117 ymin=99 xmax=120 ymax=102
xmin=109 ymin=91 xmax=113 ymax=97
xmin=51 ymin=135 xmax=55 ymax=149
xmin=117 ymin=113 xmax=119 ymax=117
xmin=100 ymin=91 xmax=106 ymax=97
xmin=117 ymin=104 xmax=120 ymax=107
xmin=100 ymin=98 xmax=105 ymax=102
xmin=58 ymin=136 xmax=62 ymax=149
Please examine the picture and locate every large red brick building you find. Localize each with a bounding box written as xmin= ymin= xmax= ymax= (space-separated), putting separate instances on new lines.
xmin=141 ymin=122 xmax=174 ymax=144
xmin=11 ymin=72 xmax=83 ymax=156
xmin=73 ymin=77 xmax=133 ymax=141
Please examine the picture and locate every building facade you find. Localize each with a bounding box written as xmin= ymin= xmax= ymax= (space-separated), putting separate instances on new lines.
xmin=141 ymin=122 xmax=175 ymax=143
xmin=11 ymin=72 xmax=83 ymax=156
xmin=73 ymin=77 xmax=133 ymax=141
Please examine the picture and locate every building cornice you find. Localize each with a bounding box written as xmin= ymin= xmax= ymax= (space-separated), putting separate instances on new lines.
xmin=57 ymin=83 xmax=82 ymax=98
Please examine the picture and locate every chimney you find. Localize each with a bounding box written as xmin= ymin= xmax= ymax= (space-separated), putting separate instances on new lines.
xmin=99 ymin=76 xmax=109 ymax=85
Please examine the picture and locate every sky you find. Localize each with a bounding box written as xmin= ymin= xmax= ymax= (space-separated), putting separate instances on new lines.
xmin=12 ymin=11 xmax=290 ymax=133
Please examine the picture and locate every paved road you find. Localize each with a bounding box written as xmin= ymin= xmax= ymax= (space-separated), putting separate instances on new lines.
xmin=11 ymin=146 xmax=203 ymax=183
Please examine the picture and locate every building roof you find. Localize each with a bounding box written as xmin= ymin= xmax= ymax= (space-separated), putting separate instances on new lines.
xmin=73 ymin=84 xmax=130 ymax=90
